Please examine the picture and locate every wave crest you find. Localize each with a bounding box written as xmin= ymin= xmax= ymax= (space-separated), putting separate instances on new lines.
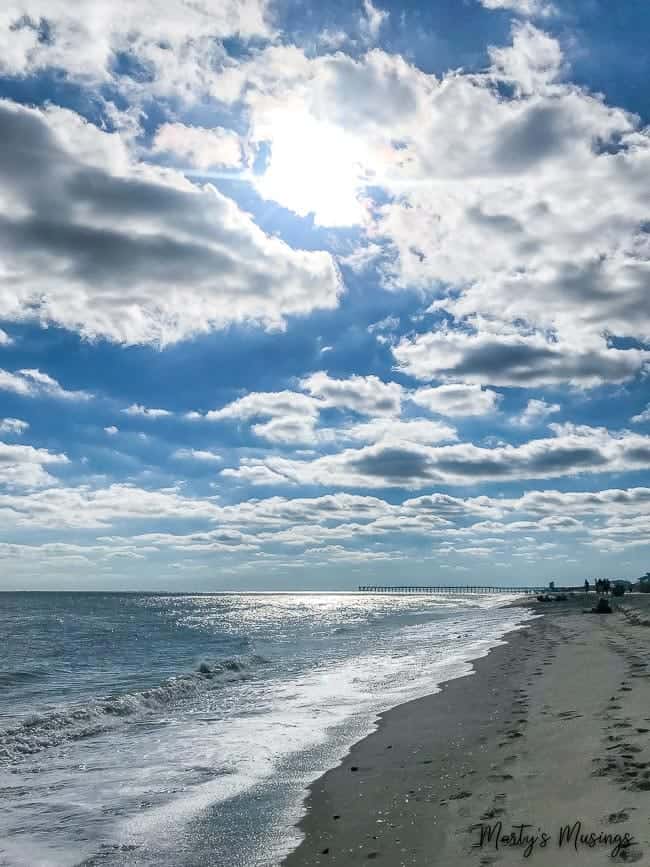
xmin=0 ymin=654 xmax=269 ymax=763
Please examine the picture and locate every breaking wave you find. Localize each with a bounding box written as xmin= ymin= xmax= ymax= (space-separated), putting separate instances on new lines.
xmin=0 ymin=654 xmax=269 ymax=763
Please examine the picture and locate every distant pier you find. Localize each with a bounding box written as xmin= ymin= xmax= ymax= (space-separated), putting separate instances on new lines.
xmin=358 ymin=585 xmax=546 ymax=595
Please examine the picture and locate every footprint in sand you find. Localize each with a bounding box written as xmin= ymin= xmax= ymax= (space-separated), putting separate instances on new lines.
xmin=480 ymin=807 xmax=505 ymax=819
xmin=449 ymin=790 xmax=473 ymax=800
xmin=616 ymin=847 xmax=644 ymax=863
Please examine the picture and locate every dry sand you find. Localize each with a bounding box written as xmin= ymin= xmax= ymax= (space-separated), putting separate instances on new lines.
xmin=283 ymin=595 xmax=650 ymax=866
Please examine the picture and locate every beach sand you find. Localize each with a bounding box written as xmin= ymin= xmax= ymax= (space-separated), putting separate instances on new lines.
xmin=283 ymin=595 xmax=650 ymax=866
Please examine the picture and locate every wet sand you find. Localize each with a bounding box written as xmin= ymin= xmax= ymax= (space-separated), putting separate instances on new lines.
xmin=283 ymin=596 xmax=650 ymax=866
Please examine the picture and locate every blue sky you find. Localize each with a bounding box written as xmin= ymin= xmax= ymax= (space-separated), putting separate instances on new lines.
xmin=1 ymin=0 xmax=649 ymax=590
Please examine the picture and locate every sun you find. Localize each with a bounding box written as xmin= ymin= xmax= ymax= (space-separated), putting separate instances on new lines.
xmin=253 ymin=109 xmax=369 ymax=227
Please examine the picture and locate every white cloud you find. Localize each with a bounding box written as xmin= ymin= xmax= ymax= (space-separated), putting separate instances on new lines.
xmin=0 ymin=99 xmax=342 ymax=345
xmin=305 ymin=545 xmax=401 ymax=562
xmin=104 ymin=425 xmax=119 ymax=435
xmin=218 ymin=27 xmax=650 ymax=388
xmin=0 ymin=1 xmax=272 ymax=87
xmin=0 ymin=367 xmax=92 ymax=400
xmin=195 ymin=390 xmax=321 ymax=443
xmin=367 ymin=314 xmax=400 ymax=335
xmin=341 ymin=243 xmax=383 ymax=273
xmin=0 ymin=441 xmax=68 ymax=489
xmin=479 ymin=0 xmax=557 ymax=19
xmin=122 ymin=403 xmax=172 ymax=419
xmin=411 ymin=384 xmax=501 ymax=417
xmin=0 ymin=370 xmax=31 ymax=396
xmin=0 ymin=418 xmax=29 ymax=434
xmin=631 ymin=405 xmax=650 ymax=424
xmin=203 ymin=391 xmax=318 ymax=422
xmin=222 ymin=424 xmax=650 ymax=489
xmin=360 ymin=0 xmax=389 ymax=42
xmin=173 ymin=448 xmax=223 ymax=462
xmin=190 ymin=374 xmax=404 ymax=443
xmin=393 ymin=322 xmax=649 ymax=388
xmin=225 ymin=47 xmax=427 ymax=226
xmin=301 ymin=372 xmax=403 ymax=416
xmin=516 ymin=398 xmax=560 ymax=426
xmin=487 ymin=21 xmax=563 ymax=94
xmin=3 ymin=471 xmax=649 ymax=571
xmin=344 ymin=417 xmax=457 ymax=444
xmin=0 ymin=329 xmax=13 ymax=345
xmin=0 ymin=483 xmax=222 ymax=528
xmin=128 ymin=527 xmax=258 ymax=554
xmin=152 ymin=123 xmax=243 ymax=170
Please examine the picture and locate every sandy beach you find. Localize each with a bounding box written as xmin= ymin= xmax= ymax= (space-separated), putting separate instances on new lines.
xmin=283 ymin=596 xmax=650 ymax=866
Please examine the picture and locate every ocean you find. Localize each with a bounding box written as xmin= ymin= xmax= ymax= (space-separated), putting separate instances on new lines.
xmin=0 ymin=591 xmax=534 ymax=866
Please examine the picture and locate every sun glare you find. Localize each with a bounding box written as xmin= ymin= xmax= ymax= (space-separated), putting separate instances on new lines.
xmin=254 ymin=111 xmax=369 ymax=227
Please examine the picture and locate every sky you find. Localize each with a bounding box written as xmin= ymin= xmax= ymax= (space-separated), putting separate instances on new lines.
xmin=1 ymin=0 xmax=650 ymax=591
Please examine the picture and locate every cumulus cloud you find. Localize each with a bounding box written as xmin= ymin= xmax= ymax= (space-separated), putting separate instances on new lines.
xmin=128 ymin=527 xmax=258 ymax=554
xmin=104 ymin=426 xmax=119 ymax=435
xmin=0 ymin=367 xmax=92 ymax=400
xmin=152 ymin=123 xmax=243 ymax=170
xmin=343 ymin=417 xmax=457 ymax=444
xmin=173 ymin=448 xmax=223 ymax=462
xmin=479 ymin=0 xmax=557 ymax=19
xmin=488 ymin=21 xmax=563 ymax=93
xmin=222 ymin=424 xmax=650 ymax=489
xmin=0 ymin=418 xmax=29 ymax=435
xmin=507 ymin=486 xmax=650 ymax=519
xmin=189 ymin=374 xmax=405 ymax=443
xmin=411 ymin=384 xmax=501 ymax=417
xmin=122 ymin=404 xmax=172 ymax=419
xmin=0 ymin=1 xmax=272 ymax=88
xmin=0 ymin=483 xmax=222 ymax=528
xmin=301 ymin=372 xmax=402 ymax=416
xmin=393 ymin=322 xmax=649 ymax=388
xmin=631 ymin=405 xmax=650 ymax=424
xmin=0 ymin=441 xmax=68 ymax=489
xmin=2 ymin=467 xmax=650 ymax=570
xmin=516 ymin=398 xmax=561 ymax=426
xmin=217 ymin=26 xmax=650 ymax=387
xmin=193 ymin=390 xmax=321 ymax=443
xmin=0 ymin=99 xmax=342 ymax=345
xmin=342 ymin=243 xmax=384 ymax=273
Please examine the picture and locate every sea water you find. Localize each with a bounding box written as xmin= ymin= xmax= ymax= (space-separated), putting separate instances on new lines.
xmin=0 ymin=591 xmax=534 ymax=866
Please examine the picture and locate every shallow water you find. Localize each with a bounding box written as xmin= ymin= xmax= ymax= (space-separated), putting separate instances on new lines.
xmin=0 ymin=591 xmax=533 ymax=866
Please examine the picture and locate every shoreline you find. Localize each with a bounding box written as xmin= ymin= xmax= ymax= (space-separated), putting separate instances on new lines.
xmin=283 ymin=596 xmax=650 ymax=866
